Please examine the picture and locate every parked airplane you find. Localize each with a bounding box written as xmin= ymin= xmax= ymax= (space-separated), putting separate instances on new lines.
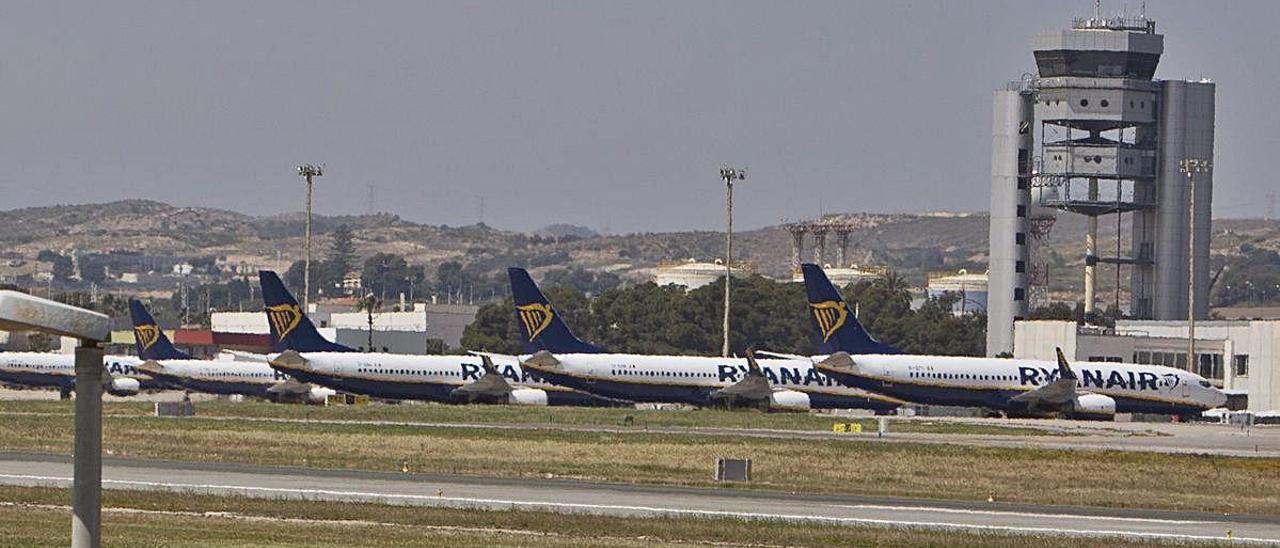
xmin=128 ymin=300 xmax=333 ymax=403
xmin=509 ymin=267 xmax=903 ymax=412
xmin=258 ymin=271 xmax=624 ymax=407
xmin=0 ymin=350 xmax=149 ymax=399
xmin=798 ymin=263 xmax=1227 ymax=419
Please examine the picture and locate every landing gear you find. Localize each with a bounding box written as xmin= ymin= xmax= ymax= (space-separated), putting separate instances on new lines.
xmin=59 ymin=387 xmax=73 ymax=400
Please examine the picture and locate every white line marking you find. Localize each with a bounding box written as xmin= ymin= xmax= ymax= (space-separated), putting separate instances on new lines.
xmin=829 ymin=503 xmax=1212 ymax=524
xmin=0 ymin=473 xmax=1270 ymax=543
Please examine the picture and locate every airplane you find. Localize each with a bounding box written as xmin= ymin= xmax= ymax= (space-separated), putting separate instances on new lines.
xmin=509 ymin=267 xmax=904 ymax=412
xmin=797 ymin=263 xmax=1227 ymax=419
xmin=258 ymin=270 xmax=625 ymax=407
xmin=0 ymin=350 xmax=150 ymax=399
xmin=128 ymin=300 xmax=334 ymax=404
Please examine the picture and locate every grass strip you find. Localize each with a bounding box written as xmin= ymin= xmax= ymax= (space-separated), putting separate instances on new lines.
xmin=0 ymin=485 xmax=1236 ymax=547
xmin=0 ymin=412 xmax=1274 ymax=516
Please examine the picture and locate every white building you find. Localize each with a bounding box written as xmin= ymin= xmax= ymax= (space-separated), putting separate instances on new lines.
xmin=790 ymin=264 xmax=885 ymax=287
xmin=1015 ymin=319 xmax=1280 ymax=413
xmin=927 ymin=270 xmax=989 ymax=316
xmin=653 ymin=259 xmax=748 ymax=290
xmin=211 ymin=302 xmax=478 ymax=354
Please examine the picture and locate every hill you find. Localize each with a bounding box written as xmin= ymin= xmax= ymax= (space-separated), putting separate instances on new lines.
xmin=2 ymin=200 xmax=1278 ymax=305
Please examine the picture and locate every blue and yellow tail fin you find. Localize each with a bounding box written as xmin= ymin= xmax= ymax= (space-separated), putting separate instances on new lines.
xmin=800 ymin=263 xmax=901 ymax=355
xmin=507 ymin=268 xmax=606 ymax=354
xmin=258 ymin=270 xmax=356 ymax=353
xmin=128 ymin=300 xmax=192 ymax=360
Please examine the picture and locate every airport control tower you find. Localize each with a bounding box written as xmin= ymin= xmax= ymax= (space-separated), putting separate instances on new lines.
xmin=987 ymin=10 xmax=1215 ymax=356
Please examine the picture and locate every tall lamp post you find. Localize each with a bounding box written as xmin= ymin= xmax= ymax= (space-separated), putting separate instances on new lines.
xmin=0 ymin=291 xmax=110 ymax=548
xmin=297 ymin=164 xmax=323 ymax=311
xmin=1180 ymin=157 xmax=1211 ymax=374
xmin=719 ymin=167 xmax=746 ymax=357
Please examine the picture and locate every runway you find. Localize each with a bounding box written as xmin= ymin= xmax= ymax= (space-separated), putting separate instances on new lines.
xmin=0 ymin=452 xmax=1275 ymax=543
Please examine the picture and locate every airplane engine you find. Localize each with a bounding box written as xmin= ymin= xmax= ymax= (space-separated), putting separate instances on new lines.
xmin=768 ymin=390 xmax=811 ymax=412
xmin=106 ymin=377 xmax=141 ymax=397
xmin=507 ymin=388 xmax=549 ymax=406
xmin=1068 ymin=393 xmax=1116 ymax=421
xmin=306 ymin=386 xmax=336 ymax=405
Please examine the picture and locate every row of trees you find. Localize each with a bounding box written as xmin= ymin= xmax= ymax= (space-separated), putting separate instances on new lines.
xmin=461 ymin=274 xmax=986 ymax=357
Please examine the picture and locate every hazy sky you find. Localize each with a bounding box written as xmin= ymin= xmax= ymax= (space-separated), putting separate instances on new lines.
xmin=2 ymin=1 xmax=1276 ymax=233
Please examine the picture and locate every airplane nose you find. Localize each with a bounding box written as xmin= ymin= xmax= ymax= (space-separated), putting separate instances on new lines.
xmin=1207 ymin=387 xmax=1228 ymax=408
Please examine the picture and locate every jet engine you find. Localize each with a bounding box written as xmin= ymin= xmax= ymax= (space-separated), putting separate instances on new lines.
xmin=105 ymin=377 xmax=141 ymax=397
xmin=507 ymin=388 xmax=549 ymax=406
xmin=1068 ymin=393 xmax=1116 ymax=421
xmin=768 ymin=390 xmax=811 ymax=412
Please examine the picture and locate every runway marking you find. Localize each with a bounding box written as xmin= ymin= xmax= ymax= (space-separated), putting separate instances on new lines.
xmin=829 ymin=503 xmax=1213 ymax=524
xmin=0 ymin=473 xmax=1270 ymax=543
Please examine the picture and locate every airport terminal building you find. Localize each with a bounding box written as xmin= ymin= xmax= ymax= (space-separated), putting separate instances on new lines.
xmin=1015 ymin=320 xmax=1280 ymax=413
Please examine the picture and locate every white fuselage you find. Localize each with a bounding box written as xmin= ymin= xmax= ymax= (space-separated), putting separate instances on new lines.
xmin=144 ymin=359 xmax=290 ymax=395
xmin=270 ymin=352 xmax=610 ymax=405
xmin=525 ymin=353 xmax=903 ymax=410
xmin=816 ymin=353 xmax=1226 ymax=414
xmin=0 ymin=352 xmax=147 ymax=390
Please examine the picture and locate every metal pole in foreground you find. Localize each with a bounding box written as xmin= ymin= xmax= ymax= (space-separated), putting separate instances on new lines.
xmin=297 ymin=164 xmax=323 ymax=311
xmin=72 ymin=341 xmax=104 ymax=548
xmin=719 ymin=167 xmax=745 ymax=357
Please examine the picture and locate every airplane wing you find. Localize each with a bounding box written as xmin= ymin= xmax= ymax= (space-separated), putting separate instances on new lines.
xmin=222 ymin=350 xmax=270 ymax=362
xmin=754 ymin=349 xmax=807 ymax=360
xmin=1008 ymin=348 xmax=1078 ymax=408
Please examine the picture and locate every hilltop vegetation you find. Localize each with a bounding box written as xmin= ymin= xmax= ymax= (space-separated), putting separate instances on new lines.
xmin=3 ymin=200 xmax=1280 ymax=311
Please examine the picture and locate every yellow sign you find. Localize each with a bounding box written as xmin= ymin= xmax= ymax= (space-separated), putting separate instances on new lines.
xmin=516 ymin=303 xmax=554 ymax=341
xmin=810 ymin=301 xmax=848 ymax=342
xmin=832 ymin=422 xmax=863 ymax=433
xmin=266 ymin=303 xmax=303 ymax=340
xmin=133 ymin=324 xmax=161 ymax=350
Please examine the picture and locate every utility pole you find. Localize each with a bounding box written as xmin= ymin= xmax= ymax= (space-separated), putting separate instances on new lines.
xmin=1180 ymin=158 xmax=1211 ymax=373
xmin=297 ymin=164 xmax=323 ymax=311
xmin=719 ymin=167 xmax=746 ymax=357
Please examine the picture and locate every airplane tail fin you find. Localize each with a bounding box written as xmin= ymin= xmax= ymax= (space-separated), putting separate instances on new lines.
xmin=258 ymin=271 xmax=356 ymax=353
xmin=128 ymin=300 xmax=192 ymax=360
xmin=507 ymin=268 xmax=605 ymax=354
xmin=800 ymin=263 xmax=900 ymax=355
xmin=1055 ymin=347 xmax=1078 ymax=381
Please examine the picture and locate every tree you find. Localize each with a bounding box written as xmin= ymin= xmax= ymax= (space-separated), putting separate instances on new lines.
xmin=37 ymin=250 xmax=74 ymax=281
xmin=361 ymin=253 xmax=424 ymax=301
xmin=321 ymin=225 xmax=358 ymax=294
xmin=436 ymin=261 xmax=465 ymax=294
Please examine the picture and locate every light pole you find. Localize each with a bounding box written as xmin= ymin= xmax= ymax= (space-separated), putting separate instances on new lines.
xmin=0 ymin=291 xmax=110 ymax=548
xmin=1180 ymin=157 xmax=1211 ymax=373
xmin=297 ymin=164 xmax=323 ymax=311
xmin=719 ymin=167 xmax=745 ymax=357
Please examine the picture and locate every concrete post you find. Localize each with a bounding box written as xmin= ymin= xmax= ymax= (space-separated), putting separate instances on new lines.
xmin=72 ymin=342 xmax=103 ymax=548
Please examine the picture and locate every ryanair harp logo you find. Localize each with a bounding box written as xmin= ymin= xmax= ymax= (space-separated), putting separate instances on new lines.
xmin=810 ymin=301 xmax=847 ymax=343
xmin=516 ymin=303 xmax=554 ymax=342
xmin=266 ymin=304 xmax=303 ymax=340
xmin=134 ymin=325 xmax=161 ymax=350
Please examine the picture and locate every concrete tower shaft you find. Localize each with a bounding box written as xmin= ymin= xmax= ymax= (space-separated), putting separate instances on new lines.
xmin=986 ymin=88 xmax=1035 ymax=357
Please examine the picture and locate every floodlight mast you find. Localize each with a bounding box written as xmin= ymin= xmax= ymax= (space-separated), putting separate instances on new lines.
xmin=1179 ymin=158 xmax=1211 ymax=374
xmin=297 ymin=164 xmax=323 ymax=311
xmin=719 ymin=167 xmax=745 ymax=358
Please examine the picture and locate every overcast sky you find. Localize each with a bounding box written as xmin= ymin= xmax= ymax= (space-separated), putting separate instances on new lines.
xmin=2 ymin=1 xmax=1276 ymax=233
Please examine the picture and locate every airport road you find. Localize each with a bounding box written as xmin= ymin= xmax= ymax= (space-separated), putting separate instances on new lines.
xmin=0 ymin=453 xmax=1275 ymax=543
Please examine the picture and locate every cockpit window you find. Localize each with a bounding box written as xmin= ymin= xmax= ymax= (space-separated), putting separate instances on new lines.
xmin=1198 ymin=380 xmax=1212 ymax=388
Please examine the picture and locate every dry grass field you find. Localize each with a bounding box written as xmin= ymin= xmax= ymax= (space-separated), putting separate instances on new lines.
xmin=0 ymin=486 xmax=1237 ymax=547
xmin=0 ymin=406 xmax=1275 ymax=516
